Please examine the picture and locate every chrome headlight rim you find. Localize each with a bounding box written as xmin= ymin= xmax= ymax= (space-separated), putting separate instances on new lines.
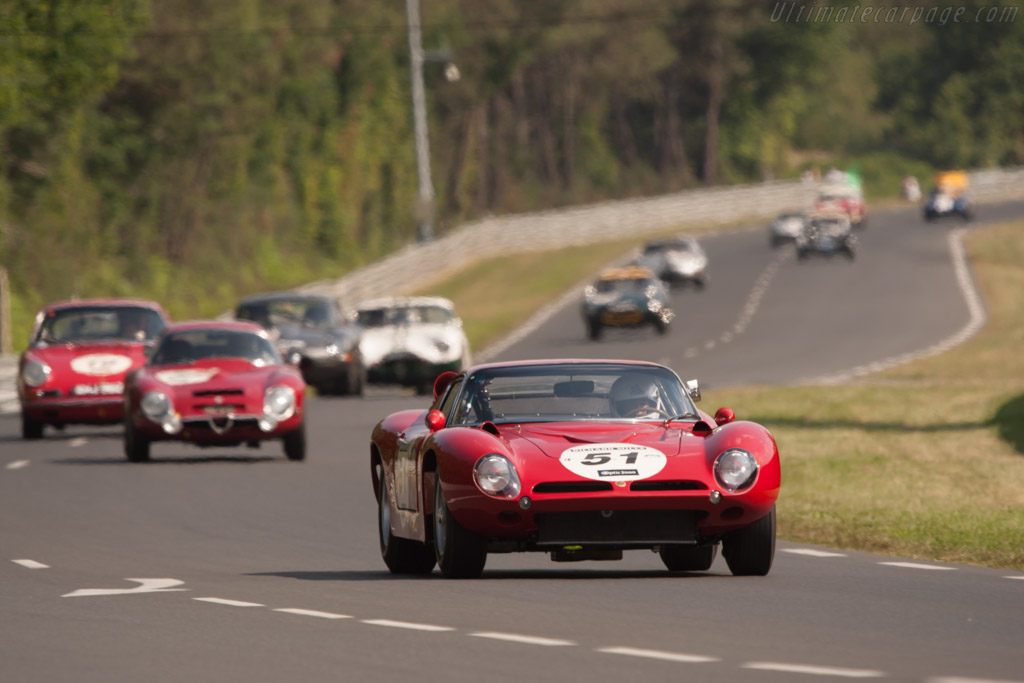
xmin=141 ymin=391 xmax=172 ymax=420
xmin=474 ymin=453 xmax=522 ymax=499
xmin=713 ymin=448 xmax=759 ymax=492
xmin=22 ymin=360 xmax=52 ymax=388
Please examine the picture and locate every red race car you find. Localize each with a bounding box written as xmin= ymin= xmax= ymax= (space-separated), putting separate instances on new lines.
xmin=18 ymin=299 xmax=170 ymax=439
xmin=123 ymin=320 xmax=306 ymax=462
xmin=371 ymin=359 xmax=780 ymax=578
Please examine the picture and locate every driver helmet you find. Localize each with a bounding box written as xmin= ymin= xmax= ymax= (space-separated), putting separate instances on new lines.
xmin=610 ymin=373 xmax=663 ymax=419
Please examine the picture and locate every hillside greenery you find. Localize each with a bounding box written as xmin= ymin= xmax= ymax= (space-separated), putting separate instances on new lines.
xmin=1 ymin=0 xmax=1022 ymax=347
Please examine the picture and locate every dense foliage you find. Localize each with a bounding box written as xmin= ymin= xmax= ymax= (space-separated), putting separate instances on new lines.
xmin=1 ymin=0 xmax=1021 ymax=347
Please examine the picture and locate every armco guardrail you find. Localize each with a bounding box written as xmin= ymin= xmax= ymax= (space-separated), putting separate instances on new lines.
xmin=297 ymin=167 xmax=1024 ymax=307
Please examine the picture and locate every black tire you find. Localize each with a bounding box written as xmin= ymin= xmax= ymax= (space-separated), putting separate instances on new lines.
xmin=722 ymin=505 xmax=776 ymax=576
xmin=587 ymin=319 xmax=602 ymax=341
xmin=21 ymin=413 xmax=44 ymax=440
xmin=433 ymin=475 xmax=487 ymax=578
xmin=124 ymin=417 xmax=150 ymax=462
xmin=654 ymin=318 xmax=669 ymax=335
xmin=660 ymin=543 xmax=717 ymax=572
xmin=283 ymin=422 xmax=306 ymax=461
xmin=378 ymin=475 xmax=435 ymax=574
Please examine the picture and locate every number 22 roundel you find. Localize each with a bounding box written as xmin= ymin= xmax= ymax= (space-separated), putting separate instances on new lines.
xmin=559 ymin=443 xmax=667 ymax=481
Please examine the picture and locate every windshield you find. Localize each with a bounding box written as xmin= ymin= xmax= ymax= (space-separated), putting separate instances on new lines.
xmin=150 ymin=329 xmax=279 ymax=367
xmin=36 ymin=306 xmax=166 ymax=344
xmin=594 ymin=277 xmax=654 ymax=295
xmin=236 ymin=298 xmax=333 ymax=329
xmin=356 ymin=305 xmax=453 ymax=327
xmin=447 ymin=363 xmax=694 ymax=426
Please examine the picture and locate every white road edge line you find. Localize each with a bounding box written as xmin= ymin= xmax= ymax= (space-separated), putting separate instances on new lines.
xmin=469 ymin=632 xmax=575 ymax=647
xmin=273 ymin=608 xmax=352 ymax=620
xmin=879 ymin=562 xmax=956 ymax=571
xmin=6 ymin=460 xmax=30 ymax=470
xmin=193 ymin=597 xmax=265 ymax=607
xmin=744 ymin=661 xmax=885 ymax=678
xmin=597 ymin=646 xmax=719 ymax=663
xmin=360 ymin=619 xmax=454 ymax=632
xmin=68 ymin=437 xmax=88 ymax=447
xmin=782 ymin=548 xmax=847 ymax=558
xmin=1004 ymin=576 xmax=1024 ymax=581
xmin=12 ymin=559 xmax=50 ymax=569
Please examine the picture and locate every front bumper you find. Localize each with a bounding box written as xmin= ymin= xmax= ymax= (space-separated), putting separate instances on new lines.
xmin=368 ymin=356 xmax=461 ymax=387
xmin=20 ymin=395 xmax=124 ymax=425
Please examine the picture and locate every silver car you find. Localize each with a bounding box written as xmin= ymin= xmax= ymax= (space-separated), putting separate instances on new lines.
xmin=635 ymin=236 xmax=708 ymax=289
xmin=769 ymin=212 xmax=806 ymax=248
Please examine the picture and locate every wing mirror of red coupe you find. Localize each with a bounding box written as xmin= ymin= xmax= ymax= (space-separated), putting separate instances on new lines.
xmin=714 ymin=407 xmax=735 ymax=426
xmin=425 ymin=409 xmax=446 ymax=432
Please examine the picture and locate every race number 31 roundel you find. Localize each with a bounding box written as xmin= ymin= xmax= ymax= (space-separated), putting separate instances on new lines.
xmin=559 ymin=443 xmax=667 ymax=482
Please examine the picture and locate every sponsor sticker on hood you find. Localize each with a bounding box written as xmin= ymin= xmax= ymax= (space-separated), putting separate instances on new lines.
xmin=69 ymin=354 xmax=133 ymax=377
xmin=154 ymin=368 xmax=220 ymax=386
xmin=559 ymin=443 xmax=667 ymax=482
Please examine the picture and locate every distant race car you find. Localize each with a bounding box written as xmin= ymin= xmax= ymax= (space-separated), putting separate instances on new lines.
xmin=924 ymin=170 xmax=974 ymax=222
xmin=581 ymin=266 xmax=673 ymax=340
xmin=796 ymin=211 xmax=856 ymax=261
xmin=635 ymin=236 xmax=708 ymax=288
xmin=122 ymin=320 xmax=306 ymax=462
xmin=234 ymin=291 xmax=365 ymax=396
xmin=18 ymin=299 xmax=170 ymax=439
xmin=354 ymin=296 xmax=472 ymax=395
xmin=769 ymin=212 xmax=806 ymax=248
xmin=371 ymin=359 xmax=780 ymax=578
xmin=815 ymin=182 xmax=866 ymax=228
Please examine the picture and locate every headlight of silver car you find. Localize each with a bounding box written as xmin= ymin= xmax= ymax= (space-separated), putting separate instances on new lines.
xmin=474 ymin=454 xmax=522 ymax=498
xmin=714 ymin=448 xmax=758 ymax=491
xmin=22 ymin=360 xmax=52 ymax=388
xmin=260 ymin=385 xmax=296 ymax=431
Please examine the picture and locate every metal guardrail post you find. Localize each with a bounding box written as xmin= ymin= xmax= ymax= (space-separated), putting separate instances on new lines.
xmin=0 ymin=266 xmax=10 ymax=354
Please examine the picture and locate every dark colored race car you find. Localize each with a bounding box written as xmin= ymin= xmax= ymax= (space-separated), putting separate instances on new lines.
xmin=923 ymin=171 xmax=974 ymax=222
xmin=795 ymin=211 xmax=856 ymax=261
xmin=581 ymin=266 xmax=673 ymax=340
xmin=122 ymin=320 xmax=306 ymax=462
xmin=234 ymin=291 xmax=365 ymax=396
xmin=18 ymin=299 xmax=170 ymax=439
xmin=371 ymin=359 xmax=780 ymax=578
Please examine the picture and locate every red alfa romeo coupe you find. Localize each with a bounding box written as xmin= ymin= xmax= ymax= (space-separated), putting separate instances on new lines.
xmin=371 ymin=359 xmax=780 ymax=578
xmin=18 ymin=299 xmax=170 ymax=439
xmin=123 ymin=320 xmax=306 ymax=462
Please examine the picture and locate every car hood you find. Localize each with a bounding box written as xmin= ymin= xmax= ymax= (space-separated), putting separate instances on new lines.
xmin=26 ymin=341 xmax=148 ymax=379
xmin=508 ymin=422 xmax=692 ymax=458
xmin=143 ymin=359 xmax=282 ymax=389
xmin=359 ymin=323 xmax=465 ymax=366
xmin=270 ymin=324 xmax=358 ymax=351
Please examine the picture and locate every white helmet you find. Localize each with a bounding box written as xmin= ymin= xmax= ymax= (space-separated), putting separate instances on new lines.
xmin=610 ymin=373 xmax=663 ymax=419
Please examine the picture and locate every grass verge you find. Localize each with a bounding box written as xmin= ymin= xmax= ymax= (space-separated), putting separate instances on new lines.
xmin=414 ymin=218 xmax=1024 ymax=570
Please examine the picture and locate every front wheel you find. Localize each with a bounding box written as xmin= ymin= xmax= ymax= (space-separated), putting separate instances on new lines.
xmin=124 ymin=417 xmax=150 ymax=462
xmin=21 ymin=413 xmax=43 ymax=440
xmin=283 ymin=422 xmax=306 ymax=461
xmin=378 ymin=475 xmax=435 ymax=574
xmin=722 ymin=505 xmax=776 ymax=576
xmin=434 ymin=475 xmax=487 ymax=578
xmin=587 ymin=319 xmax=602 ymax=341
xmin=660 ymin=543 xmax=717 ymax=572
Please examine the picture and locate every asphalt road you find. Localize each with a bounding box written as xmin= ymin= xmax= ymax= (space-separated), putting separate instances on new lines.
xmin=3 ymin=202 xmax=1023 ymax=683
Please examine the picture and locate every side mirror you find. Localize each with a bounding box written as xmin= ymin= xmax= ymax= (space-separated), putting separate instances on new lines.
xmin=285 ymin=348 xmax=303 ymax=366
xmin=684 ymin=379 xmax=701 ymax=403
xmin=714 ymin=407 xmax=735 ymax=426
xmin=432 ymin=370 xmax=458 ymax=400
xmin=425 ymin=409 xmax=446 ymax=432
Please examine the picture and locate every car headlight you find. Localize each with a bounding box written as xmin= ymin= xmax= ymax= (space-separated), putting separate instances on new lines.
xmin=141 ymin=391 xmax=172 ymax=420
xmin=714 ymin=448 xmax=758 ymax=491
xmin=261 ymin=385 xmax=296 ymax=431
xmin=434 ymin=339 xmax=450 ymax=353
xmin=22 ymin=360 xmax=52 ymax=388
xmin=474 ymin=454 xmax=522 ymax=498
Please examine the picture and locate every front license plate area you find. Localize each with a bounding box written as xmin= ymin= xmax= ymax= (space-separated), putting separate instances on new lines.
xmin=535 ymin=510 xmax=697 ymax=546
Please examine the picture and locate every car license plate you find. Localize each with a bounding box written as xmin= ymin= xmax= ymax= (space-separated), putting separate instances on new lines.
xmin=71 ymin=382 xmax=123 ymax=396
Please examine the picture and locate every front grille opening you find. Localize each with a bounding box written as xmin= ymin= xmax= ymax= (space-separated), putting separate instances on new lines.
xmin=193 ymin=389 xmax=244 ymax=397
xmin=630 ymin=480 xmax=708 ymax=492
xmin=532 ymin=481 xmax=613 ymax=494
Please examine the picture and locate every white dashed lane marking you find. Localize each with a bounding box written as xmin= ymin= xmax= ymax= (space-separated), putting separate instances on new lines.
xmin=12 ymin=559 xmax=49 ymax=569
xmin=193 ymin=597 xmax=264 ymax=607
xmin=469 ymin=632 xmax=575 ymax=647
xmin=6 ymin=460 xmax=29 ymax=470
xmin=879 ymin=562 xmax=956 ymax=571
xmin=597 ymin=646 xmax=719 ymax=663
xmin=274 ymin=608 xmax=352 ymax=620
xmin=360 ymin=619 xmax=454 ymax=632
xmin=783 ymin=548 xmax=847 ymax=558
xmin=68 ymin=437 xmax=88 ymax=447
xmin=743 ymin=662 xmax=885 ymax=678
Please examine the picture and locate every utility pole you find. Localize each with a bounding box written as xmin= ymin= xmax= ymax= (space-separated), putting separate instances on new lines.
xmin=406 ymin=0 xmax=435 ymax=242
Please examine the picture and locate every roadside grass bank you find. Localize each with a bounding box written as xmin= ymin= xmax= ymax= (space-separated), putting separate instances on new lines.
xmin=415 ymin=217 xmax=1024 ymax=570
